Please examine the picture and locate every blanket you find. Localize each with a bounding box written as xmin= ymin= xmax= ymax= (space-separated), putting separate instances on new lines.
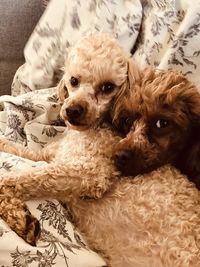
xmin=0 ymin=89 xmax=106 ymax=266
xmin=1 ymin=0 xmax=200 ymax=266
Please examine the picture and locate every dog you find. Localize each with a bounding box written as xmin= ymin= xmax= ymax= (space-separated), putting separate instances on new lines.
xmin=58 ymin=32 xmax=139 ymax=130
xmin=0 ymin=33 xmax=138 ymax=245
xmin=112 ymin=68 xmax=200 ymax=189
xmin=0 ymin=68 xmax=200 ymax=266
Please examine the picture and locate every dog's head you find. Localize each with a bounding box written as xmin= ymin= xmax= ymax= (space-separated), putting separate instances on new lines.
xmin=58 ymin=33 xmax=139 ymax=130
xmin=112 ymin=68 xmax=200 ymax=176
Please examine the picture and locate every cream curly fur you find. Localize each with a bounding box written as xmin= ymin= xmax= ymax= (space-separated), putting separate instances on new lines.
xmin=58 ymin=32 xmax=139 ymax=130
xmin=1 ymin=128 xmax=200 ymax=266
xmin=0 ymin=33 xmax=137 ymax=247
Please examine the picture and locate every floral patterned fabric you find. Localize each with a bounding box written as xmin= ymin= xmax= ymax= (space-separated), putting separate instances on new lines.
xmin=133 ymin=0 xmax=200 ymax=88
xmin=0 ymin=90 xmax=106 ymax=267
xmin=1 ymin=0 xmax=200 ymax=266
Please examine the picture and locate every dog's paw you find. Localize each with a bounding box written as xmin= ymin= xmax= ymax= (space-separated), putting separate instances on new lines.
xmin=21 ymin=209 xmax=41 ymax=246
xmin=80 ymin=180 xmax=111 ymax=200
xmin=0 ymin=197 xmax=41 ymax=246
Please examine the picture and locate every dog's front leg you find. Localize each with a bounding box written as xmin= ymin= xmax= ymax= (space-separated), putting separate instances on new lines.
xmin=0 ymin=161 xmax=112 ymax=201
xmin=0 ymin=162 xmax=112 ymax=244
xmin=0 ymin=137 xmax=54 ymax=162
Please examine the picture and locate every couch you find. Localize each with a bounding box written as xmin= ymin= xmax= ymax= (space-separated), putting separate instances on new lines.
xmin=0 ymin=0 xmax=44 ymax=95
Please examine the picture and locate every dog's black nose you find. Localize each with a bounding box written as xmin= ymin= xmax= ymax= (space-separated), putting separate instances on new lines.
xmin=66 ymin=105 xmax=84 ymax=121
xmin=113 ymin=149 xmax=133 ymax=166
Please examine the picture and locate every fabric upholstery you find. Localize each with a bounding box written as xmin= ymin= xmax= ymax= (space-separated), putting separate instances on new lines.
xmin=0 ymin=0 xmax=44 ymax=95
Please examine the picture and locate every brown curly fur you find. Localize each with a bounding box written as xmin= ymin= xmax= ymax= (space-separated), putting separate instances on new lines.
xmin=113 ymin=68 xmax=200 ymax=189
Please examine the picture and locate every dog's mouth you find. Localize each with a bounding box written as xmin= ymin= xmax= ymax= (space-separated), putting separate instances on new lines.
xmin=65 ymin=114 xmax=104 ymax=131
xmin=113 ymin=151 xmax=164 ymax=177
xmin=65 ymin=118 xmax=91 ymax=130
xmin=114 ymin=160 xmax=152 ymax=177
xmin=68 ymin=117 xmax=87 ymax=127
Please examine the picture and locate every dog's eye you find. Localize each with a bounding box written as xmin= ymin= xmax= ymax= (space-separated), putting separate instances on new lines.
xmin=117 ymin=116 xmax=133 ymax=135
xmin=124 ymin=117 xmax=133 ymax=130
xmin=156 ymin=119 xmax=170 ymax=129
xmin=70 ymin=76 xmax=79 ymax=87
xmin=101 ymin=82 xmax=115 ymax=94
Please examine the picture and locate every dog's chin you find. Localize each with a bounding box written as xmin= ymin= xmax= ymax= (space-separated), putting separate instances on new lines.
xmin=65 ymin=120 xmax=93 ymax=131
xmin=115 ymin=161 xmax=162 ymax=177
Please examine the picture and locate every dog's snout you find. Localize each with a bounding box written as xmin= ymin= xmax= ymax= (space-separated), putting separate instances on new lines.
xmin=113 ymin=150 xmax=133 ymax=165
xmin=66 ymin=105 xmax=85 ymax=120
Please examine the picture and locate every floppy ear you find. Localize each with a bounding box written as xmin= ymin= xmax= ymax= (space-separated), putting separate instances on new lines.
xmin=180 ymin=83 xmax=200 ymax=190
xmin=110 ymin=59 xmax=141 ymax=125
xmin=57 ymin=78 xmax=68 ymax=103
xmin=127 ymin=58 xmax=141 ymax=87
xmin=187 ymin=92 xmax=200 ymax=124
xmin=184 ymin=139 xmax=200 ymax=190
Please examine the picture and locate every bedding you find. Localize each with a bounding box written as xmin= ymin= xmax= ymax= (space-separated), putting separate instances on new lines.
xmin=1 ymin=0 xmax=200 ymax=266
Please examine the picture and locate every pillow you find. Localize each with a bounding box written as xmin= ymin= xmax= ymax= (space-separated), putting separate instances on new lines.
xmin=43 ymin=0 xmax=50 ymax=8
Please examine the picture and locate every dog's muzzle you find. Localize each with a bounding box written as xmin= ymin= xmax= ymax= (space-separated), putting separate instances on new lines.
xmin=113 ymin=150 xmax=134 ymax=171
xmin=65 ymin=104 xmax=86 ymax=126
xmin=113 ymin=149 xmax=145 ymax=176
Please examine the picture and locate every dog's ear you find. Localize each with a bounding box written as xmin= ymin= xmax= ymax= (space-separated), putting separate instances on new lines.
xmin=178 ymin=82 xmax=200 ymax=189
xmin=183 ymin=138 xmax=200 ymax=190
xmin=110 ymin=59 xmax=140 ymax=125
xmin=159 ymin=70 xmax=200 ymax=123
xmin=57 ymin=78 xmax=68 ymax=103
xmin=127 ymin=58 xmax=141 ymax=87
xmin=187 ymin=91 xmax=200 ymax=123
xmin=177 ymin=79 xmax=200 ymax=124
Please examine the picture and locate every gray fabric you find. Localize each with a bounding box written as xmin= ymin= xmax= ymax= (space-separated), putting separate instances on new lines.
xmin=43 ymin=0 xmax=50 ymax=8
xmin=0 ymin=0 xmax=44 ymax=95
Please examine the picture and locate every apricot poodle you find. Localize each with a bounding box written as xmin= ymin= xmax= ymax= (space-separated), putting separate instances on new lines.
xmin=0 ymin=33 xmax=138 ymax=245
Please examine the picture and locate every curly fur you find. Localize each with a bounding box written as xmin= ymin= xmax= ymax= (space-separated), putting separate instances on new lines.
xmin=113 ymin=68 xmax=200 ymax=189
xmin=0 ymin=33 xmax=136 ymax=247
xmin=0 ymin=41 xmax=200 ymax=266
xmin=1 ymin=129 xmax=200 ymax=266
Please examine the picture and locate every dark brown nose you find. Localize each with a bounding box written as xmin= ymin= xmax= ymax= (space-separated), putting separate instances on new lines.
xmin=66 ymin=105 xmax=85 ymax=124
xmin=113 ymin=149 xmax=133 ymax=167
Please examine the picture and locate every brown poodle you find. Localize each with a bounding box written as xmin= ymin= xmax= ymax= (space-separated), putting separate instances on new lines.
xmin=113 ymin=68 xmax=200 ymax=189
